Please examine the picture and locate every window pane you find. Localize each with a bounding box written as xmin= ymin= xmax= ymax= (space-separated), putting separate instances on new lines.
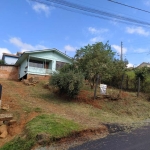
xmin=56 ymin=61 xmax=66 ymax=70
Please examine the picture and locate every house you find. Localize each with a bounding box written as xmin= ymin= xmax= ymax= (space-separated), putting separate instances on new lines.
xmin=0 ymin=49 xmax=72 ymax=80
xmin=137 ymin=62 xmax=150 ymax=68
xmin=2 ymin=53 xmax=20 ymax=65
xmin=15 ymin=49 xmax=72 ymax=79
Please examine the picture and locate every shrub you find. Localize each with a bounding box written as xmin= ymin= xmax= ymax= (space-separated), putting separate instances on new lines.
xmin=50 ymin=70 xmax=84 ymax=98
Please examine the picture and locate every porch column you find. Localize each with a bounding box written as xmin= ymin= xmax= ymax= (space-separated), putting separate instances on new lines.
xmin=52 ymin=60 xmax=56 ymax=71
xmin=27 ymin=56 xmax=30 ymax=72
xmin=45 ymin=59 xmax=46 ymax=75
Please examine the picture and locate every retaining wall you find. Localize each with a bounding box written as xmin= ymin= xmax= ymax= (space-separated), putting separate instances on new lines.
xmin=0 ymin=65 xmax=19 ymax=80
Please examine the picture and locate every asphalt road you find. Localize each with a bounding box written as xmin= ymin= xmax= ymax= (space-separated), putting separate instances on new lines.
xmin=69 ymin=125 xmax=150 ymax=150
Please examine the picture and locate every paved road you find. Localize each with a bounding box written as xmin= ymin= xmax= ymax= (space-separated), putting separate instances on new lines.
xmin=69 ymin=125 xmax=150 ymax=150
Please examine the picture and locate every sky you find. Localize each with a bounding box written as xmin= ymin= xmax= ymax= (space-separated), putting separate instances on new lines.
xmin=1 ymin=0 xmax=150 ymax=67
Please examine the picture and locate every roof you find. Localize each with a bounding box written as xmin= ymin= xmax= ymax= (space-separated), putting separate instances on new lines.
xmin=2 ymin=53 xmax=19 ymax=58
xmin=137 ymin=62 xmax=150 ymax=68
xmin=15 ymin=49 xmax=72 ymax=66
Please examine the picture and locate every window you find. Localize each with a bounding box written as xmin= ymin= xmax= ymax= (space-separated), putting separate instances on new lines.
xmin=56 ymin=61 xmax=66 ymax=70
xmin=29 ymin=60 xmax=44 ymax=68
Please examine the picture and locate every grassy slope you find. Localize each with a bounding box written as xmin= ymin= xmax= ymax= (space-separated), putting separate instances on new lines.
xmin=0 ymin=114 xmax=81 ymax=150
xmin=1 ymin=79 xmax=150 ymax=149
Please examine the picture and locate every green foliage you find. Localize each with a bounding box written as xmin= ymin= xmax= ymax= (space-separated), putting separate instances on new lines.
xmin=26 ymin=114 xmax=81 ymax=138
xmin=50 ymin=64 xmax=84 ymax=98
xmin=0 ymin=60 xmax=4 ymax=65
xmin=108 ymin=59 xmax=127 ymax=88
xmin=0 ymin=137 xmax=35 ymax=150
xmin=74 ymin=42 xmax=115 ymax=87
xmin=74 ymin=42 xmax=127 ymax=88
xmin=1 ymin=114 xmax=81 ymax=150
xmin=134 ymin=67 xmax=148 ymax=82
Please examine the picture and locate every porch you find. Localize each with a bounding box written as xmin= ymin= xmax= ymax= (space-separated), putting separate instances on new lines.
xmin=27 ymin=66 xmax=53 ymax=75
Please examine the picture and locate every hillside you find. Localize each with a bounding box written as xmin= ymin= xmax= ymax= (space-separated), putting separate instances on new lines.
xmin=1 ymin=79 xmax=150 ymax=149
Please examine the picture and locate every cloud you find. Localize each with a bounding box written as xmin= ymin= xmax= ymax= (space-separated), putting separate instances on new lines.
xmin=88 ymin=27 xmax=108 ymax=34
xmin=32 ymin=3 xmax=51 ymax=16
xmin=9 ymin=37 xmax=47 ymax=52
xmin=110 ymin=19 xmax=118 ymax=26
xmin=0 ymin=48 xmax=11 ymax=59
xmin=126 ymin=27 xmax=150 ymax=36
xmin=64 ymin=45 xmax=77 ymax=52
xmin=133 ymin=48 xmax=148 ymax=53
xmin=90 ymin=36 xmax=103 ymax=43
xmin=111 ymin=44 xmax=127 ymax=54
xmin=127 ymin=63 xmax=134 ymax=68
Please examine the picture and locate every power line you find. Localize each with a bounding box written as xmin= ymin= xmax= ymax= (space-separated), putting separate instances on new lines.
xmin=30 ymin=0 xmax=150 ymax=27
xmin=108 ymin=0 xmax=150 ymax=14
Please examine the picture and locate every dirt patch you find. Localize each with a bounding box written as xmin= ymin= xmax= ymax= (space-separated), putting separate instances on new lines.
xmin=0 ymin=111 xmax=38 ymax=147
xmin=74 ymin=90 xmax=102 ymax=109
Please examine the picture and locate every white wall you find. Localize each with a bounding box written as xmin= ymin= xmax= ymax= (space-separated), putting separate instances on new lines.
xmin=4 ymin=56 xmax=18 ymax=65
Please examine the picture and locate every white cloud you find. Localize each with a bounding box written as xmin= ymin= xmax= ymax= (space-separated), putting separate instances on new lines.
xmin=64 ymin=45 xmax=77 ymax=52
xmin=110 ymin=19 xmax=118 ymax=26
xmin=88 ymin=27 xmax=108 ymax=34
xmin=9 ymin=37 xmax=47 ymax=52
xmin=127 ymin=63 xmax=134 ymax=68
xmin=133 ymin=48 xmax=148 ymax=53
xmin=90 ymin=36 xmax=103 ymax=43
xmin=32 ymin=3 xmax=51 ymax=16
xmin=126 ymin=27 xmax=150 ymax=36
xmin=111 ymin=44 xmax=127 ymax=54
xmin=0 ymin=48 xmax=11 ymax=59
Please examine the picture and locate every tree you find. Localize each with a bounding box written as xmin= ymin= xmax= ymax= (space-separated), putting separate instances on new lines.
xmin=74 ymin=42 xmax=115 ymax=88
xmin=0 ymin=60 xmax=4 ymax=65
xmin=50 ymin=64 xmax=84 ymax=98
xmin=109 ymin=59 xmax=127 ymax=88
xmin=134 ymin=67 xmax=149 ymax=91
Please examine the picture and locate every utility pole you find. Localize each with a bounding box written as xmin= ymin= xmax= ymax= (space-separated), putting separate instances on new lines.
xmin=121 ymin=41 xmax=123 ymax=61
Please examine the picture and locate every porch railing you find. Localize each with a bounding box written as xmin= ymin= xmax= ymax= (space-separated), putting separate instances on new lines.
xmin=28 ymin=66 xmax=53 ymax=75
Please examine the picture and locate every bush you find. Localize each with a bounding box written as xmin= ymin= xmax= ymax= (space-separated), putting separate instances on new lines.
xmin=50 ymin=71 xmax=84 ymax=98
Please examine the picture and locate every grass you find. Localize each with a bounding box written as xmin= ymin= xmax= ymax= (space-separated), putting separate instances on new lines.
xmin=2 ymin=80 xmax=150 ymax=149
xmin=0 ymin=137 xmax=35 ymax=150
xmin=0 ymin=114 xmax=81 ymax=150
xmin=26 ymin=114 xmax=81 ymax=138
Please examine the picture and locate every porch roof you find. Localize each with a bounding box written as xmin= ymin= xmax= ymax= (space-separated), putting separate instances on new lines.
xmin=15 ymin=49 xmax=72 ymax=66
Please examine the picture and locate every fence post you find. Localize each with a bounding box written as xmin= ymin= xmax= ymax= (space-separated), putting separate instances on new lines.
xmin=118 ymin=74 xmax=124 ymax=98
xmin=0 ymin=84 xmax=2 ymax=109
xmin=137 ymin=77 xmax=140 ymax=97
xmin=94 ymin=75 xmax=100 ymax=100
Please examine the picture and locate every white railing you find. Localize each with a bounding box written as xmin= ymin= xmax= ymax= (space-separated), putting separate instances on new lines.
xmin=28 ymin=66 xmax=52 ymax=75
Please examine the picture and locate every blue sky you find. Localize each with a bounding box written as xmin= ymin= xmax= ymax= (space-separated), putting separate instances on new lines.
xmin=1 ymin=0 xmax=150 ymax=67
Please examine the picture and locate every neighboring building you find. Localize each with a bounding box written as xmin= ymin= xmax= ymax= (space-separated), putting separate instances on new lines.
xmin=1 ymin=49 xmax=72 ymax=80
xmin=137 ymin=62 xmax=150 ymax=68
xmin=2 ymin=53 xmax=20 ymax=65
xmin=15 ymin=49 xmax=72 ymax=79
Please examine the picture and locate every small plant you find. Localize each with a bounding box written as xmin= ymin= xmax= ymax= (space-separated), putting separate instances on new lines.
xmin=50 ymin=69 xmax=84 ymax=98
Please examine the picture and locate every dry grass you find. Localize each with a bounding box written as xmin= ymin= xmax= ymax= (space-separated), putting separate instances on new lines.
xmin=1 ymin=79 xmax=150 ymax=127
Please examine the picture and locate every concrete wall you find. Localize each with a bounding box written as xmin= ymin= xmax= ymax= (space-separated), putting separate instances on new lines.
xmin=0 ymin=65 xmax=18 ymax=80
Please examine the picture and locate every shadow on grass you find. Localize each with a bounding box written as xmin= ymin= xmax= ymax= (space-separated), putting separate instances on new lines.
xmin=37 ymin=92 xmax=74 ymax=105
